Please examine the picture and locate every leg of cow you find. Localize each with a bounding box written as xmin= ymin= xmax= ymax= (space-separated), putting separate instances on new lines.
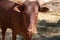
xmin=12 ymin=30 xmax=16 ymax=40
xmin=2 ymin=27 xmax=7 ymax=40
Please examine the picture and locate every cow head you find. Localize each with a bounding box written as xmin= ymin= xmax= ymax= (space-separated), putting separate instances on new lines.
xmin=16 ymin=0 xmax=50 ymax=34
xmin=21 ymin=0 xmax=39 ymax=34
xmin=13 ymin=0 xmax=52 ymax=34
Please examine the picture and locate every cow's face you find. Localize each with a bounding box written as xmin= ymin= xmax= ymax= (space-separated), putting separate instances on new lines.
xmin=23 ymin=1 xmax=39 ymax=34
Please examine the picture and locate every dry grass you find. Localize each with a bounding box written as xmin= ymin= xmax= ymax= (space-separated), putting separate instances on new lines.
xmin=38 ymin=9 xmax=60 ymax=37
xmin=38 ymin=10 xmax=60 ymax=23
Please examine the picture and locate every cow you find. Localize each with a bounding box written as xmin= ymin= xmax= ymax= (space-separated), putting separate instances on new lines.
xmin=0 ymin=0 xmax=50 ymax=40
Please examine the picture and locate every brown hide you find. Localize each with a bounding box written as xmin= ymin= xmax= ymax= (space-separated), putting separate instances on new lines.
xmin=0 ymin=0 xmax=49 ymax=40
xmin=0 ymin=0 xmax=15 ymax=10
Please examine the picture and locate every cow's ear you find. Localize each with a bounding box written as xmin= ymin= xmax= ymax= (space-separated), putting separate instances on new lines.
xmin=39 ymin=7 xmax=49 ymax=12
xmin=18 ymin=4 xmax=25 ymax=11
